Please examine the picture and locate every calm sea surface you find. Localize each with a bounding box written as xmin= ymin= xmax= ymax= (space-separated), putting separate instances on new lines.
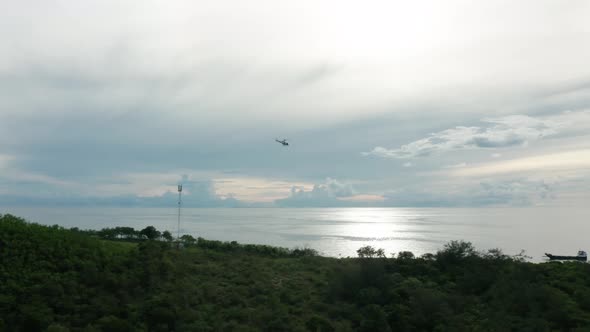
xmin=2 ymin=207 xmax=588 ymax=262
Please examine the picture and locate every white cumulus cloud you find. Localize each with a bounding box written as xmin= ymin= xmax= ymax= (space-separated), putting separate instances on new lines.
xmin=363 ymin=111 xmax=589 ymax=159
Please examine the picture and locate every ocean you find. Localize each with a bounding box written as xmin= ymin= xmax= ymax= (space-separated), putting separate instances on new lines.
xmin=2 ymin=207 xmax=588 ymax=262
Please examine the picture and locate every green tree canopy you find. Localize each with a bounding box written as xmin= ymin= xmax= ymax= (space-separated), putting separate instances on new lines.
xmin=162 ymin=230 xmax=173 ymax=242
xmin=140 ymin=226 xmax=161 ymax=240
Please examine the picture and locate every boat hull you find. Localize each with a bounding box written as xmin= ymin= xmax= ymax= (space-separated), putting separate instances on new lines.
xmin=545 ymin=254 xmax=587 ymax=261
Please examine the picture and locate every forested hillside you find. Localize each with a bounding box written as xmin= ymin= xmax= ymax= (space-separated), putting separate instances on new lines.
xmin=1 ymin=214 xmax=590 ymax=331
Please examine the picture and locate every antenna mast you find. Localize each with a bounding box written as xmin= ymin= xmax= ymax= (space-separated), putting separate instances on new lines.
xmin=177 ymin=184 xmax=183 ymax=241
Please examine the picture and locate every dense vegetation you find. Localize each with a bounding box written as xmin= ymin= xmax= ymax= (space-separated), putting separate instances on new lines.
xmin=2 ymin=214 xmax=590 ymax=331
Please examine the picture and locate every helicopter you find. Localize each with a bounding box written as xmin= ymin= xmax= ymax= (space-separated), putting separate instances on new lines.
xmin=275 ymin=138 xmax=289 ymax=146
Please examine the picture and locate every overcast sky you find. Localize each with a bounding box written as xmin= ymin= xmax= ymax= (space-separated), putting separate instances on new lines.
xmin=1 ymin=0 xmax=589 ymax=207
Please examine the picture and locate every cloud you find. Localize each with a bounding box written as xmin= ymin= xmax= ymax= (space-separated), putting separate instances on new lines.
xmin=213 ymin=177 xmax=313 ymax=202
xmin=0 ymin=154 xmax=15 ymax=170
xmin=338 ymin=194 xmax=385 ymax=202
xmin=477 ymin=180 xmax=553 ymax=205
xmin=382 ymin=179 xmax=554 ymax=207
xmin=1 ymin=2 xmax=590 ymax=208
xmin=139 ymin=178 xmax=243 ymax=207
xmin=0 ymin=169 xmax=242 ymax=207
xmin=324 ymin=178 xmax=355 ymax=197
xmin=274 ymin=178 xmax=358 ymax=207
xmin=448 ymin=149 xmax=590 ymax=177
xmin=363 ymin=111 xmax=589 ymax=159
xmin=443 ymin=162 xmax=467 ymax=169
xmin=0 ymin=154 xmax=76 ymax=195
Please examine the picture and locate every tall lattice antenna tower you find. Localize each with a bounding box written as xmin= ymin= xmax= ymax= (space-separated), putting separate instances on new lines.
xmin=177 ymin=184 xmax=183 ymax=241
